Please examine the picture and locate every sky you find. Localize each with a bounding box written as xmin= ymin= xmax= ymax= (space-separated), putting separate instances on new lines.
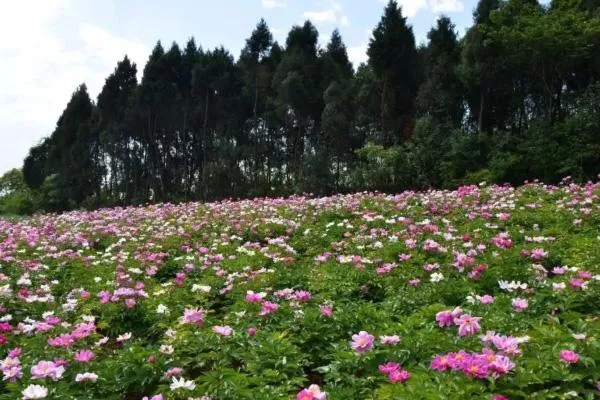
xmin=0 ymin=0 xmax=482 ymax=175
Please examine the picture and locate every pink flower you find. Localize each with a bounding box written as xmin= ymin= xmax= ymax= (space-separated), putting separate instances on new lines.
xmin=73 ymin=350 xmax=94 ymax=363
xmin=212 ymin=325 xmax=233 ymax=336
xmin=181 ymin=308 xmax=205 ymax=326
xmin=379 ymin=335 xmax=401 ymax=345
xmin=436 ymin=307 xmax=462 ymax=327
xmin=378 ymin=362 xmax=401 ymax=374
xmin=30 ymin=360 xmax=65 ymax=381
xmin=260 ymin=301 xmax=279 ymax=316
xmin=388 ymin=369 xmax=411 ymax=383
xmin=47 ymin=333 xmax=74 ymax=348
xmin=480 ymin=295 xmax=495 ymax=304
xmin=455 ymin=314 xmax=482 ymax=337
xmin=492 ymin=395 xmax=509 ymax=400
xmin=530 ymin=248 xmax=548 ymax=260
xmin=511 ymin=298 xmax=528 ymax=312
xmin=351 ymin=331 xmax=375 ymax=353
xmin=245 ymin=291 xmax=266 ymax=303
xmin=559 ymin=350 xmax=579 ymax=364
xmin=319 ymin=305 xmax=333 ymax=317
xmin=247 ymin=327 xmax=257 ymax=336
xmin=294 ymin=290 xmax=312 ymax=302
xmin=297 ymin=384 xmax=327 ymax=400
xmin=408 ymin=278 xmax=421 ymax=287
xmin=431 ymin=355 xmax=451 ymax=371
xmin=142 ymin=395 xmax=164 ymax=400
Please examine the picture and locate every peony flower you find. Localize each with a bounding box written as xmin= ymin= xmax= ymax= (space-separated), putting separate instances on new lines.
xmin=73 ymin=350 xmax=94 ymax=363
xmin=22 ymin=384 xmax=48 ymax=399
xmin=388 ymin=369 xmax=411 ymax=383
xmin=379 ymin=335 xmax=401 ymax=345
xmin=319 ymin=305 xmax=333 ymax=317
xmin=169 ymin=377 xmax=196 ymax=391
xmin=297 ymin=384 xmax=327 ymax=400
xmin=455 ymin=314 xmax=482 ymax=337
xmin=75 ymin=372 xmax=98 ymax=382
xmin=351 ymin=331 xmax=375 ymax=353
xmin=181 ymin=308 xmax=205 ymax=326
xmin=212 ymin=325 xmax=233 ymax=336
xmin=511 ymin=298 xmax=528 ymax=312
xmin=559 ymin=350 xmax=580 ymax=364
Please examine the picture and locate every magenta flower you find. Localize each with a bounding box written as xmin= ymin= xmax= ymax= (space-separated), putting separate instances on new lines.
xmin=351 ymin=331 xmax=375 ymax=353
xmin=388 ymin=369 xmax=411 ymax=383
xmin=319 ymin=305 xmax=333 ymax=317
xmin=245 ymin=290 xmax=266 ymax=303
xmin=296 ymin=384 xmax=327 ymax=400
xmin=378 ymin=362 xmax=401 ymax=374
xmin=559 ymin=350 xmax=580 ymax=364
xmin=436 ymin=307 xmax=462 ymax=327
xmin=260 ymin=301 xmax=279 ymax=316
xmin=455 ymin=314 xmax=482 ymax=336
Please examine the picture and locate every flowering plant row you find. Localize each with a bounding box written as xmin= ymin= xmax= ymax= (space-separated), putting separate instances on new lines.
xmin=1 ymin=178 xmax=600 ymax=399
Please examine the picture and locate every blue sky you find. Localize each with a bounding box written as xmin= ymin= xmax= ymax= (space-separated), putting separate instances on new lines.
xmin=0 ymin=0 xmax=482 ymax=175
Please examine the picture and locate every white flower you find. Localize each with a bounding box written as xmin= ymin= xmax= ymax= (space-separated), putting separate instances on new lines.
xmin=22 ymin=384 xmax=48 ymax=399
xmin=191 ymin=284 xmax=211 ymax=293
xmin=170 ymin=377 xmax=196 ymax=391
xmin=116 ymin=332 xmax=132 ymax=342
xmin=75 ymin=372 xmax=98 ymax=382
xmin=553 ymin=282 xmax=566 ymax=291
xmin=160 ymin=345 xmax=174 ymax=355
xmin=430 ymin=273 xmax=444 ymax=283
xmin=498 ymin=280 xmax=528 ymax=292
xmin=165 ymin=328 xmax=177 ymax=339
xmin=156 ymin=304 xmax=170 ymax=314
xmin=572 ymin=333 xmax=586 ymax=340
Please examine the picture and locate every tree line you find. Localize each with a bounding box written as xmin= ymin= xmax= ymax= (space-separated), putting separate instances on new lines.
xmin=2 ymin=0 xmax=600 ymax=214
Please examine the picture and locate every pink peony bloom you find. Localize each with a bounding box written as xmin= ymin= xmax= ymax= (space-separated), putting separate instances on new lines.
xmin=247 ymin=327 xmax=257 ymax=336
xmin=30 ymin=360 xmax=65 ymax=381
xmin=297 ymin=384 xmax=327 ymax=400
xmin=212 ymin=325 xmax=233 ymax=336
xmin=181 ymin=308 xmax=205 ymax=326
xmin=378 ymin=362 xmax=401 ymax=374
xmin=380 ymin=335 xmax=401 ymax=345
xmin=455 ymin=314 xmax=482 ymax=337
xmin=260 ymin=301 xmax=279 ymax=316
xmin=73 ymin=350 xmax=94 ymax=363
xmin=480 ymin=295 xmax=495 ymax=304
xmin=512 ymin=298 xmax=528 ymax=312
xmin=388 ymin=369 xmax=411 ymax=383
xmin=319 ymin=305 xmax=333 ymax=317
xmin=559 ymin=350 xmax=580 ymax=364
xmin=436 ymin=307 xmax=462 ymax=327
xmin=351 ymin=331 xmax=375 ymax=353
xmin=245 ymin=291 xmax=266 ymax=303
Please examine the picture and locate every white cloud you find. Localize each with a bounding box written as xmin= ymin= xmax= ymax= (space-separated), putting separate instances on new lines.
xmin=430 ymin=0 xmax=464 ymax=13
xmin=303 ymin=9 xmax=337 ymax=23
xmin=262 ymin=0 xmax=287 ymax=9
xmin=303 ymin=1 xmax=347 ymax=25
xmin=0 ymin=0 xmax=148 ymax=174
xmin=378 ymin=0 xmax=464 ymax=17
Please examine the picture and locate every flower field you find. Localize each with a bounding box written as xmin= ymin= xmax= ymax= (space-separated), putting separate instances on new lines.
xmin=1 ymin=180 xmax=600 ymax=399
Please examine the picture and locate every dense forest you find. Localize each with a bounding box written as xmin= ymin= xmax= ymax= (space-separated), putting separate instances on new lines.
xmin=2 ymin=0 xmax=600 ymax=214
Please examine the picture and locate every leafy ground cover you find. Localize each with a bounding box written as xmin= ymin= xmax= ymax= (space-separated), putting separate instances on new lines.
xmin=1 ymin=179 xmax=600 ymax=399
